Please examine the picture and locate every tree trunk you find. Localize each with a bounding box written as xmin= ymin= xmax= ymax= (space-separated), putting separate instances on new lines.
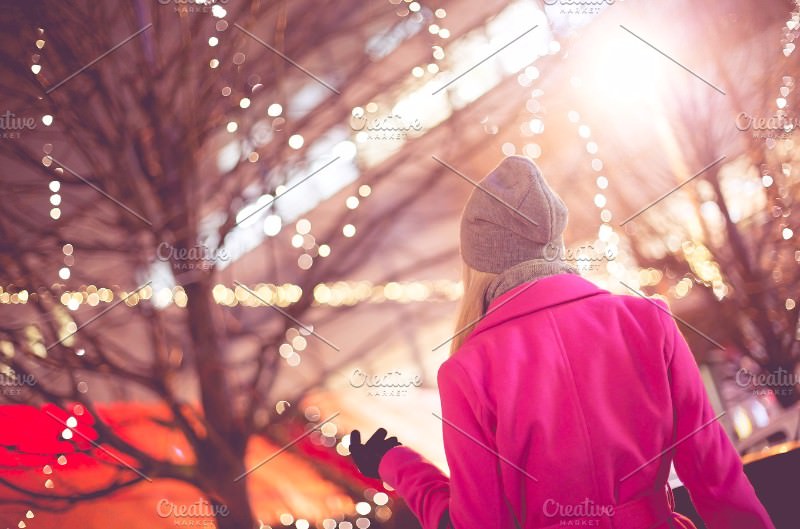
xmin=182 ymin=271 xmax=256 ymax=528
xmin=194 ymin=437 xmax=256 ymax=529
xmin=212 ymin=476 xmax=256 ymax=529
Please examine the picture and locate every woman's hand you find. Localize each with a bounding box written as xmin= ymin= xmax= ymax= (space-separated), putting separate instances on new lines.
xmin=349 ymin=428 xmax=401 ymax=479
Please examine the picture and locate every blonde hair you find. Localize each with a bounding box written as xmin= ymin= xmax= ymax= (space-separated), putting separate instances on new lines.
xmin=450 ymin=263 xmax=497 ymax=355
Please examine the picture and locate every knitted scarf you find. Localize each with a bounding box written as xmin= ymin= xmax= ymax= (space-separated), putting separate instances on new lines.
xmin=484 ymin=258 xmax=578 ymax=310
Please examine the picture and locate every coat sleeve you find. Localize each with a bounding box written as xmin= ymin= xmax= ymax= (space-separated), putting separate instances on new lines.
xmin=378 ymin=446 xmax=451 ymax=529
xmin=378 ymin=358 xmax=514 ymax=529
xmin=659 ymin=302 xmax=775 ymax=529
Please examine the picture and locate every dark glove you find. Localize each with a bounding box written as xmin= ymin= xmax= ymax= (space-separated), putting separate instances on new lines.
xmin=349 ymin=428 xmax=401 ymax=479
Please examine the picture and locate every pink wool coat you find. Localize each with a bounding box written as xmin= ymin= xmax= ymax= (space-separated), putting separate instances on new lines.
xmin=378 ymin=274 xmax=775 ymax=529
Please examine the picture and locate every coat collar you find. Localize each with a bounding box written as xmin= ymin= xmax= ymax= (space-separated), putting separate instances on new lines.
xmin=471 ymin=274 xmax=608 ymax=338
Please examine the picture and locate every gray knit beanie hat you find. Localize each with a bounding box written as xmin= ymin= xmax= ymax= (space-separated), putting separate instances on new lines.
xmin=460 ymin=156 xmax=568 ymax=274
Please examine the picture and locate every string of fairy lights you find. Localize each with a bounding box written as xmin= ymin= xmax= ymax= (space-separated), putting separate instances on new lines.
xmin=8 ymin=2 xmax=798 ymax=528
xmin=775 ymin=2 xmax=799 ymax=319
xmin=0 ymin=279 xmax=463 ymax=308
xmin=2 ymin=25 xmax=71 ymax=529
xmin=781 ymin=3 xmax=799 ymax=62
xmin=564 ymin=109 xmax=624 ymax=278
xmin=668 ymin=4 xmax=800 ymax=308
xmin=492 ymin=3 xmax=798 ymax=312
xmin=410 ymin=4 xmax=449 ymax=78
xmin=211 ymin=2 xmax=382 ymax=272
xmin=498 ymin=48 xmax=649 ymax=292
xmin=564 ymin=108 xmax=677 ymax=295
xmin=33 ymin=28 xmax=77 ymax=291
xmin=4 ymin=3 xmax=450 ymax=528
